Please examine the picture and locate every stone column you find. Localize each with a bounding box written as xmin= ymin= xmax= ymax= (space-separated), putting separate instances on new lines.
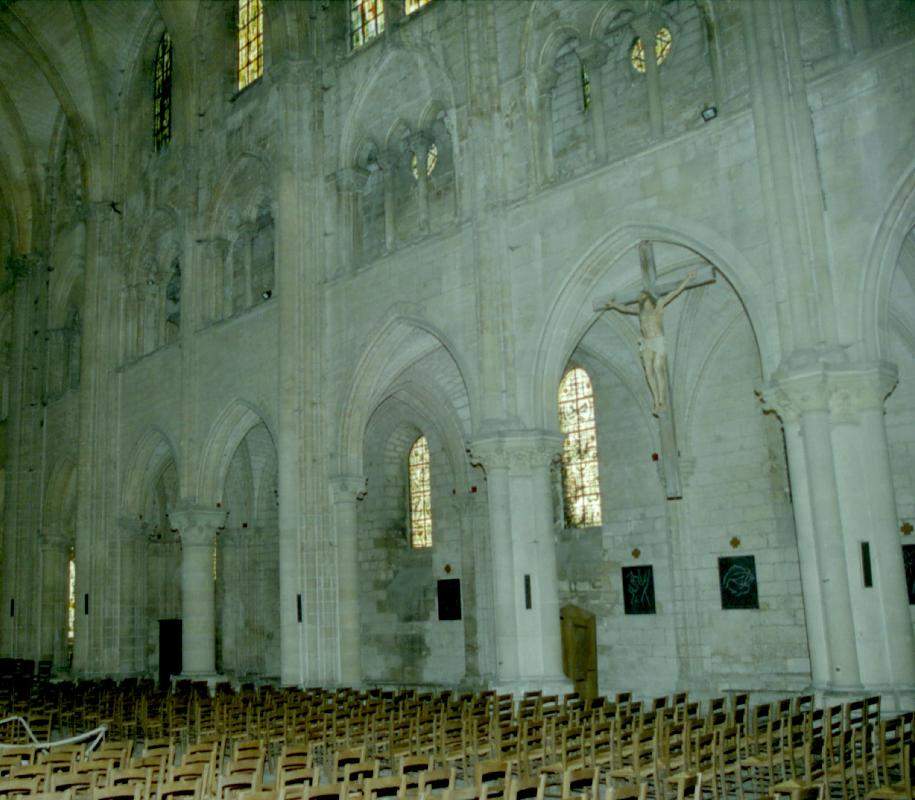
xmin=765 ymin=369 xmax=862 ymax=694
xmin=829 ymin=364 xmax=915 ymax=707
xmin=330 ymin=475 xmax=366 ymax=686
xmin=765 ymin=360 xmax=915 ymax=709
xmin=170 ymin=506 xmax=225 ymax=677
xmin=471 ymin=431 xmax=570 ymax=694
xmin=39 ymin=527 xmax=71 ymax=669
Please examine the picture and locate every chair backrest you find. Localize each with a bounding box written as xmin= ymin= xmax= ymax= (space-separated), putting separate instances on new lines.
xmin=0 ymin=778 xmax=41 ymax=798
xmin=508 ymin=775 xmax=546 ymax=800
xmin=562 ymin=766 xmax=599 ymax=800
xmin=303 ymin=783 xmax=346 ymax=800
xmin=362 ymin=775 xmax=404 ymax=800
xmin=91 ymin=785 xmax=142 ymax=800
xmin=279 ymin=768 xmax=319 ymax=792
xmin=418 ymin=767 xmax=456 ymax=796
xmin=157 ymin=778 xmax=202 ymax=800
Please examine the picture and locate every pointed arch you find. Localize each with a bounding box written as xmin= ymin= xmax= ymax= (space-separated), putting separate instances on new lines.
xmin=337 ymin=306 xmax=478 ymax=477
xmin=121 ymin=427 xmax=180 ymax=516
xmin=198 ymin=398 xmax=276 ymax=506
xmin=860 ymin=152 xmax=915 ymax=360
xmin=531 ymin=216 xmax=771 ymax=431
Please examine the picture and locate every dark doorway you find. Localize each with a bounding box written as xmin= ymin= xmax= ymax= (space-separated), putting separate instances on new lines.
xmin=158 ymin=618 xmax=182 ymax=687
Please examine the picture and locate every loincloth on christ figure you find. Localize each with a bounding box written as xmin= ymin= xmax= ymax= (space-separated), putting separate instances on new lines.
xmin=638 ymin=335 xmax=666 ymax=356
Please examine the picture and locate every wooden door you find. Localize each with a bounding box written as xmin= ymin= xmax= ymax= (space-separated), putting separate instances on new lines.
xmin=560 ymin=604 xmax=597 ymax=700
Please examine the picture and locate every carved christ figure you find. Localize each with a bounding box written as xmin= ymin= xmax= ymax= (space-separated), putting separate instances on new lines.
xmin=604 ymin=270 xmax=696 ymax=415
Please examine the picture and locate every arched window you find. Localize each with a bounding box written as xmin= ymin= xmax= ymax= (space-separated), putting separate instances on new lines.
xmin=558 ymin=367 xmax=602 ymax=527
xmin=67 ymin=548 xmax=76 ymax=646
xmin=153 ymin=32 xmax=172 ymax=151
xmin=631 ymin=27 xmax=673 ymax=73
xmin=351 ymin=0 xmax=384 ymax=50
xmin=237 ymin=0 xmax=264 ymax=91
xmin=405 ymin=0 xmax=432 ymax=15
xmin=408 ymin=435 xmax=432 ymax=548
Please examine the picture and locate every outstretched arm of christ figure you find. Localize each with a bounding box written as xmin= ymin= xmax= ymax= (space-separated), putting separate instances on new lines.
xmin=604 ymin=299 xmax=639 ymax=315
xmin=659 ymin=270 xmax=697 ymax=309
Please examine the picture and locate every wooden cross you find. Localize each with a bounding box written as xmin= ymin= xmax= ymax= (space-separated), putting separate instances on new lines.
xmin=593 ymin=241 xmax=715 ymax=499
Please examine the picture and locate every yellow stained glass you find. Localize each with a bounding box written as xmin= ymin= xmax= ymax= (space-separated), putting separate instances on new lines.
xmin=410 ymin=142 xmax=438 ymax=180
xmin=67 ymin=550 xmax=76 ymax=642
xmin=558 ymin=367 xmax=602 ymax=528
xmin=405 ymin=0 xmax=432 ymax=14
xmin=237 ymin=0 xmax=264 ymax=91
xmin=351 ymin=0 xmax=385 ymax=49
xmin=408 ymin=435 xmax=432 ymax=548
xmin=631 ymin=27 xmax=673 ymax=74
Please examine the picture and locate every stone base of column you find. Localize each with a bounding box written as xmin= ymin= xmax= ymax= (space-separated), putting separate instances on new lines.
xmin=819 ymin=684 xmax=915 ymax=713
xmin=173 ymin=673 xmax=232 ymax=693
xmin=491 ymin=674 xmax=574 ymax=697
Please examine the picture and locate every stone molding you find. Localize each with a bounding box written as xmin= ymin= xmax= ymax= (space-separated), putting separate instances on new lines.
xmin=761 ymin=360 xmax=898 ymax=424
xmin=170 ymin=505 xmax=226 ymax=548
xmin=336 ymin=167 xmax=369 ymax=194
xmin=469 ymin=430 xmax=564 ymax=473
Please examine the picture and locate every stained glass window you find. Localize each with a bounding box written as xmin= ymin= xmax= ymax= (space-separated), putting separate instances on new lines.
xmin=581 ymin=65 xmax=591 ymax=111
xmin=67 ymin=548 xmax=76 ymax=642
xmin=351 ymin=0 xmax=384 ymax=49
xmin=405 ymin=0 xmax=432 ymax=14
xmin=410 ymin=142 xmax=438 ymax=180
xmin=631 ymin=27 xmax=673 ymax=74
xmin=408 ymin=435 xmax=432 ymax=548
xmin=153 ymin=32 xmax=172 ymax=151
xmin=237 ymin=0 xmax=264 ymax=91
xmin=558 ymin=367 xmax=602 ymax=528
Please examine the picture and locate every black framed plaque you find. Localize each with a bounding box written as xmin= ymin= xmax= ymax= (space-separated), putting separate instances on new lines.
xmin=437 ymin=578 xmax=462 ymax=620
xmin=622 ymin=565 xmax=656 ymax=615
xmin=718 ymin=555 xmax=759 ymax=609
xmin=904 ymin=544 xmax=915 ymax=605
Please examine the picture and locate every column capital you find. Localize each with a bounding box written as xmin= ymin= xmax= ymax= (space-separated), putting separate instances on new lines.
xmin=170 ymin=504 xmax=225 ymax=548
xmin=761 ymin=358 xmax=898 ymax=423
xmin=469 ymin=430 xmax=563 ymax=473
xmin=330 ymin=474 xmax=367 ymax=504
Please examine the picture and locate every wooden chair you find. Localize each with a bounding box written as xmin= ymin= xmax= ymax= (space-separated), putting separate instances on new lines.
xmin=362 ymin=776 xmax=405 ymax=800
xmin=474 ymin=760 xmax=511 ymax=800
xmin=666 ymin=730 xmax=717 ymax=800
xmin=303 ymin=783 xmax=347 ymax=800
xmin=417 ymin=767 xmax=456 ymax=800
xmin=507 ymin=775 xmax=547 ymax=800
xmin=156 ymin=778 xmax=203 ymax=800
xmin=92 ymin=785 xmax=143 ymax=800
xmin=866 ymin=742 xmax=912 ymax=800
xmin=0 ymin=778 xmax=41 ymax=799
xmin=561 ymin=766 xmax=600 ymax=800
xmin=30 ymin=791 xmax=75 ymax=800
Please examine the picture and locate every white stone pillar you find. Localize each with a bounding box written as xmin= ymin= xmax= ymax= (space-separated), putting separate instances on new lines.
xmin=330 ymin=475 xmax=366 ymax=686
xmin=829 ymin=364 xmax=915 ymax=708
xmin=765 ymin=370 xmax=861 ymax=694
xmin=471 ymin=431 xmax=569 ymax=694
xmin=766 ymin=360 xmax=915 ymax=708
xmin=171 ymin=506 xmax=225 ymax=677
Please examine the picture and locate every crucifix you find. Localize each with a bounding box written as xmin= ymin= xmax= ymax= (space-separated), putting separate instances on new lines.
xmin=593 ymin=241 xmax=715 ymax=499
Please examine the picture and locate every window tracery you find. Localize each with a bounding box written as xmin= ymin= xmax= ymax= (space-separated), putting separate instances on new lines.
xmin=351 ymin=0 xmax=384 ymax=49
xmin=558 ymin=367 xmax=602 ymax=528
xmin=408 ymin=435 xmax=432 ymax=548
xmin=238 ymin=0 xmax=264 ymax=91
xmin=153 ymin=32 xmax=172 ymax=151
xmin=631 ymin=26 xmax=673 ymax=73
